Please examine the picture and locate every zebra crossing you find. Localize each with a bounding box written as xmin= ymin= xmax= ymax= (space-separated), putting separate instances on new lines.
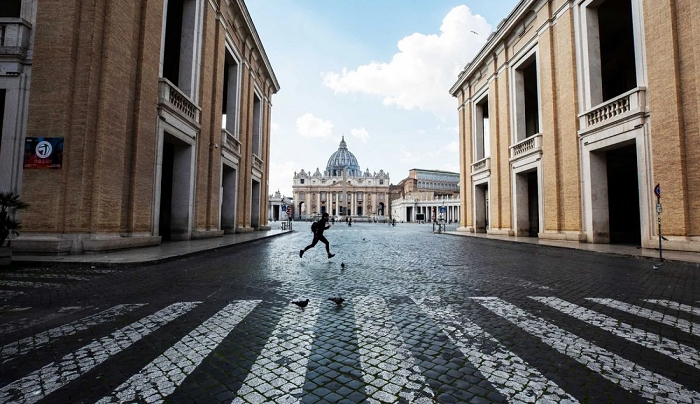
xmin=0 ymin=296 xmax=698 ymax=403
xmin=0 ymin=268 xmax=116 ymax=298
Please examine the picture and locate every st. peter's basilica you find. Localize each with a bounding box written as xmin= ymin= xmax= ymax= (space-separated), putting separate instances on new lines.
xmin=292 ymin=137 xmax=390 ymax=220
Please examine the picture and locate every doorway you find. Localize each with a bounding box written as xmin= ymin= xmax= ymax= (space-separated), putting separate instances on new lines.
xmin=221 ymin=164 xmax=237 ymax=233
xmin=606 ymin=145 xmax=641 ymax=244
xmin=251 ymin=180 xmax=261 ymax=229
xmin=158 ymin=134 xmax=193 ymax=240
xmin=474 ymin=183 xmax=489 ymax=233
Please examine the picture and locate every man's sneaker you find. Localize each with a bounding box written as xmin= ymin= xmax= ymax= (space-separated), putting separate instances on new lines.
xmin=328 ymin=253 xmax=335 ymax=259
xmin=299 ymin=250 xmax=304 ymax=258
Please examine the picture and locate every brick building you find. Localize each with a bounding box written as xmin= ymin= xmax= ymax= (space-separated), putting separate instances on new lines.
xmin=451 ymin=0 xmax=699 ymax=252
xmin=0 ymin=0 xmax=279 ymax=254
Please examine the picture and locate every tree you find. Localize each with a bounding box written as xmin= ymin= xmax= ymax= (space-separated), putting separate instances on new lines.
xmin=0 ymin=192 xmax=30 ymax=247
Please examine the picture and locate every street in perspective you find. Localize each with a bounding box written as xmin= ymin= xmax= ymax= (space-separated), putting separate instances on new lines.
xmin=0 ymin=224 xmax=698 ymax=403
xmin=2 ymin=0 xmax=700 ymax=403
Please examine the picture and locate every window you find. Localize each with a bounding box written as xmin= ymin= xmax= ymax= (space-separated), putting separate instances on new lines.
xmin=512 ymin=50 xmax=540 ymax=142
xmin=379 ymin=180 xmax=384 ymax=185
xmin=0 ymin=0 xmax=21 ymax=18
xmin=222 ymin=50 xmax=240 ymax=133
xmin=587 ymin=0 xmax=638 ymax=104
xmin=300 ymin=179 xmax=305 ymax=184
xmin=474 ymin=94 xmax=490 ymax=161
xmin=162 ymin=0 xmax=201 ymax=98
xmin=252 ymin=92 xmax=262 ymax=156
xmin=321 ymin=192 xmax=326 ymax=201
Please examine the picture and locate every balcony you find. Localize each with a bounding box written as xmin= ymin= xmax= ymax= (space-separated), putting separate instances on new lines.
xmin=158 ymin=78 xmax=201 ymax=126
xmin=579 ymin=87 xmax=646 ymax=134
xmin=0 ymin=18 xmax=32 ymax=68
xmin=221 ymin=129 xmax=241 ymax=156
xmin=471 ymin=157 xmax=490 ymax=176
xmin=253 ymin=155 xmax=263 ymax=171
xmin=510 ymin=133 xmax=542 ymax=160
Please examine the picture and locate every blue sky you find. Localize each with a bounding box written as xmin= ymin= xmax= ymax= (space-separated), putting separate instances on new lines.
xmin=246 ymin=1 xmax=520 ymax=197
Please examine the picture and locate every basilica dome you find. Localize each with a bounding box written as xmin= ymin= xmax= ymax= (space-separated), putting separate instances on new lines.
xmin=326 ymin=136 xmax=361 ymax=177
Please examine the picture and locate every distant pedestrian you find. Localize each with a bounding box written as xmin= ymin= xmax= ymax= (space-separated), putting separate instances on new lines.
xmin=300 ymin=212 xmax=335 ymax=259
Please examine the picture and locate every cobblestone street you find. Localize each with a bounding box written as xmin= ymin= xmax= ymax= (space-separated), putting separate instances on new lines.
xmin=0 ymin=223 xmax=699 ymax=403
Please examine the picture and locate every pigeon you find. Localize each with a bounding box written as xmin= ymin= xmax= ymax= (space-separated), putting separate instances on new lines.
xmin=292 ymin=299 xmax=309 ymax=308
xmin=328 ymin=297 xmax=344 ymax=306
xmin=341 ymin=262 xmax=345 ymax=269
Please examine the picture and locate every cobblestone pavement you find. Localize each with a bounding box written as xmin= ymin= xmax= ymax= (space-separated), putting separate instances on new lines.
xmin=0 ymin=223 xmax=699 ymax=403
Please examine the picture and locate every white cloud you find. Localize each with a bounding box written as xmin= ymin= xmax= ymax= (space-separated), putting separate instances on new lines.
xmin=322 ymin=5 xmax=490 ymax=117
xmin=296 ymin=113 xmax=334 ymax=138
xmin=350 ymin=127 xmax=370 ymax=144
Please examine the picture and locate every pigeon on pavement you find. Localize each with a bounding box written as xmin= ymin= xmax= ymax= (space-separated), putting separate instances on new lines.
xmin=292 ymin=299 xmax=310 ymax=308
xmin=341 ymin=262 xmax=345 ymax=269
xmin=328 ymin=297 xmax=344 ymax=306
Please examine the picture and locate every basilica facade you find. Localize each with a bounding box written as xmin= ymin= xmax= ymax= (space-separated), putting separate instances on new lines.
xmin=292 ymin=137 xmax=390 ymax=221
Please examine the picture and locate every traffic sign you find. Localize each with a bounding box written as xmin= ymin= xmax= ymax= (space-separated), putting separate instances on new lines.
xmin=654 ymin=184 xmax=661 ymax=198
xmin=440 ymin=207 xmax=446 ymax=213
xmin=286 ymin=206 xmax=291 ymax=215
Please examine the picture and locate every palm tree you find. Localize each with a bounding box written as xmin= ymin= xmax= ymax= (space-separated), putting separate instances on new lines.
xmin=0 ymin=192 xmax=30 ymax=247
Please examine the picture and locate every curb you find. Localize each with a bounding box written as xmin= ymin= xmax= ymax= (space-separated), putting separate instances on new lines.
xmin=440 ymin=231 xmax=696 ymax=265
xmin=10 ymin=230 xmax=295 ymax=269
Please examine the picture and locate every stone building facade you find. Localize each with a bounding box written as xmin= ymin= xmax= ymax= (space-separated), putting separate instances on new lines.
xmin=292 ymin=137 xmax=390 ymax=221
xmin=268 ymin=190 xmax=293 ymax=221
xmin=451 ymin=0 xmax=700 ymax=252
xmin=389 ymin=169 xmax=460 ymax=223
xmin=0 ymin=0 xmax=279 ymax=254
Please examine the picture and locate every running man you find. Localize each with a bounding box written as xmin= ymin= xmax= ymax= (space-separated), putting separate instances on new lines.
xmin=300 ymin=212 xmax=335 ymax=259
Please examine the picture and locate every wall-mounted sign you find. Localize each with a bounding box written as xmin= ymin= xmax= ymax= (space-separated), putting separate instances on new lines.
xmin=24 ymin=137 xmax=64 ymax=169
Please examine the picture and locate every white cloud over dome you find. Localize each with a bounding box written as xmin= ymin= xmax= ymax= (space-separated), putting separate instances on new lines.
xmin=322 ymin=5 xmax=491 ymax=117
xmin=350 ymin=127 xmax=370 ymax=144
xmin=296 ymin=113 xmax=334 ymax=138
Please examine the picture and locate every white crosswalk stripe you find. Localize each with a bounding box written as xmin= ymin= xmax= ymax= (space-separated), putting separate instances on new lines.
xmin=0 ymin=273 xmax=92 ymax=281
xmin=0 ymin=302 xmax=200 ymax=404
xmin=353 ymin=296 xmax=434 ymax=403
xmin=531 ymin=296 xmax=700 ymax=369
xmin=99 ymin=300 xmax=259 ymax=404
xmin=413 ymin=296 xmax=577 ymax=403
xmin=587 ymin=298 xmax=700 ymax=336
xmin=232 ymin=303 xmax=321 ymax=403
xmin=0 ymin=291 xmax=23 ymax=300
xmin=0 ymin=280 xmax=66 ymax=288
xmin=0 ymin=306 xmax=87 ymax=335
xmin=0 ymin=305 xmax=31 ymax=313
xmin=1 ymin=297 xmax=698 ymax=403
xmin=474 ymin=297 xmax=700 ymax=404
xmin=0 ymin=304 xmax=147 ymax=364
xmin=644 ymin=299 xmax=700 ymax=317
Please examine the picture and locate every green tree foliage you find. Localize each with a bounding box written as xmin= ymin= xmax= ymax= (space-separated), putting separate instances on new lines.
xmin=0 ymin=192 xmax=30 ymax=247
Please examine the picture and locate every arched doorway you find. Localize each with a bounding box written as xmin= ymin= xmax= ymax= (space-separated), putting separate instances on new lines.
xmin=298 ymin=201 xmax=305 ymax=220
xmin=378 ymin=202 xmax=385 ymax=216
